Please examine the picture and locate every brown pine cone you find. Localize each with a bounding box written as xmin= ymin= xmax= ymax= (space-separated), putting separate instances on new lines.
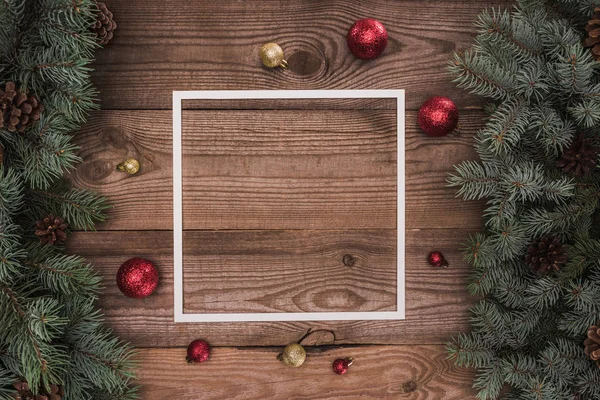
xmin=13 ymin=381 xmax=33 ymax=400
xmin=92 ymin=2 xmax=117 ymax=45
xmin=555 ymin=133 xmax=598 ymax=177
xmin=525 ymin=235 xmax=567 ymax=276
xmin=13 ymin=381 xmax=63 ymax=400
xmin=585 ymin=8 xmax=600 ymax=61
xmin=0 ymin=82 xmax=44 ymax=133
xmin=585 ymin=324 xmax=600 ymax=367
xmin=35 ymin=214 xmax=68 ymax=246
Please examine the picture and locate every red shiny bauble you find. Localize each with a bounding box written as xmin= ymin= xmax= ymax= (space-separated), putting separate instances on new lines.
xmin=186 ymin=339 xmax=210 ymax=363
xmin=347 ymin=18 xmax=388 ymax=60
xmin=428 ymin=251 xmax=449 ymax=268
xmin=418 ymin=96 xmax=459 ymax=137
xmin=332 ymin=358 xmax=354 ymax=375
xmin=116 ymin=257 xmax=159 ymax=298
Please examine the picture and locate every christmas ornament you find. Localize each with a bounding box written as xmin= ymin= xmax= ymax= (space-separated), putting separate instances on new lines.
xmin=280 ymin=343 xmax=306 ymax=367
xmin=0 ymin=81 xmax=43 ymax=133
xmin=35 ymin=214 xmax=68 ymax=246
xmin=13 ymin=381 xmax=64 ymax=400
xmin=260 ymin=43 xmax=288 ymax=69
xmin=555 ymin=133 xmax=598 ymax=177
xmin=186 ymin=339 xmax=210 ymax=363
xmin=117 ymin=157 xmax=140 ymax=175
xmin=525 ymin=236 xmax=567 ymax=276
xmin=428 ymin=251 xmax=449 ymax=268
xmin=585 ymin=323 xmax=600 ymax=367
xmin=116 ymin=257 xmax=159 ymax=298
xmin=584 ymin=7 xmax=600 ymax=61
xmin=418 ymin=96 xmax=459 ymax=137
xmin=93 ymin=2 xmax=117 ymax=45
xmin=346 ymin=18 xmax=388 ymax=60
xmin=332 ymin=357 xmax=354 ymax=375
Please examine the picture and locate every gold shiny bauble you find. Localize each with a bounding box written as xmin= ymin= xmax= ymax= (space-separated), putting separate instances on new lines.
xmin=260 ymin=42 xmax=288 ymax=69
xmin=281 ymin=343 xmax=306 ymax=367
xmin=117 ymin=158 xmax=140 ymax=175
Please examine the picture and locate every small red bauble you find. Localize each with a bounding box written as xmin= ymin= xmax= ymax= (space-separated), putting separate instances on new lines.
xmin=428 ymin=251 xmax=449 ymax=268
xmin=186 ymin=339 xmax=210 ymax=363
xmin=418 ymin=96 xmax=459 ymax=137
xmin=333 ymin=357 xmax=354 ymax=375
xmin=116 ymin=257 xmax=159 ymax=298
xmin=347 ymin=18 xmax=388 ymax=60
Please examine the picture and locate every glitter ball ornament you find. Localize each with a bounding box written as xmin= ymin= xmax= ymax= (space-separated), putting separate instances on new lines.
xmin=186 ymin=339 xmax=210 ymax=363
xmin=418 ymin=96 xmax=459 ymax=137
xmin=281 ymin=343 xmax=306 ymax=367
xmin=116 ymin=257 xmax=159 ymax=298
xmin=117 ymin=157 xmax=140 ymax=175
xmin=260 ymin=42 xmax=288 ymax=69
xmin=346 ymin=18 xmax=388 ymax=60
xmin=428 ymin=251 xmax=449 ymax=268
xmin=332 ymin=357 xmax=354 ymax=375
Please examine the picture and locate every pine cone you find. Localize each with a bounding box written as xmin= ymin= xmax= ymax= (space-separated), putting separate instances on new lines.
xmin=0 ymin=82 xmax=43 ymax=133
xmin=585 ymin=324 xmax=600 ymax=368
xmin=525 ymin=235 xmax=567 ymax=275
xmin=555 ymin=133 xmax=598 ymax=177
xmin=13 ymin=381 xmax=63 ymax=400
xmin=35 ymin=214 xmax=68 ymax=246
xmin=585 ymin=8 xmax=600 ymax=61
xmin=93 ymin=2 xmax=117 ymax=45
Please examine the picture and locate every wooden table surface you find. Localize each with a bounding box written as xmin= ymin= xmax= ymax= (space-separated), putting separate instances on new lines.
xmin=68 ymin=1 xmax=509 ymax=398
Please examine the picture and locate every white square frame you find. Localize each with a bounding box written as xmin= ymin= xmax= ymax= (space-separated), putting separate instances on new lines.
xmin=173 ymin=90 xmax=405 ymax=322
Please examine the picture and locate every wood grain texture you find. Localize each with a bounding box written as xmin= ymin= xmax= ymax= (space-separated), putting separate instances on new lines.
xmin=93 ymin=0 xmax=510 ymax=111
xmin=183 ymin=230 xmax=396 ymax=313
xmin=71 ymin=0 xmax=510 ymax=397
xmin=135 ymin=345 xmax=476 ymax=399
xmin=67 ymin=228 xmax=475 ymax=347
xmin=72 ymin=109 xmax=486 ymax=231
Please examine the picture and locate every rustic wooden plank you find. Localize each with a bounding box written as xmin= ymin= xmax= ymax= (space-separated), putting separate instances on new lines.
xmin=135 ymin=345 xmax=476 ymax=399
xmin=181 ymin=97 xmax=399 ymax=110
xmin=67 ymin=228 xmax=475 ymax=347
xmin=72 ymin=109 xmax=486 ymax=231
xmin=182 ymin=230 xmax=396 ymax=314
xmin=93 ymin=0 xmax=510 ymax=111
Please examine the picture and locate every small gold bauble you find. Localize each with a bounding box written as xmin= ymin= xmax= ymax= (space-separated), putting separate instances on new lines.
xmin=117 ymin=158 xmax=140 ymax=175
xmin=260 ymin=42 xmax=288 ymax=69
xmin=281 ymin=343 xmax=306 ymax=367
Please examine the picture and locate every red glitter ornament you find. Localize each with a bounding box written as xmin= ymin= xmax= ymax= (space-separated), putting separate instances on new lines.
xmin=186 ymin=339 xmax=210 ymax=363
xmin=346 ymin=18 xmax=388 ymax=60
xmin=332 ymin=358 xmax=354 ymax=375
xmin=418 ymin=96 xmax=459 ymax=137
xmin=116 ymin=257 xmax=159 ymax=298
xmin=428 ymin=251 xmax=449 ymax=268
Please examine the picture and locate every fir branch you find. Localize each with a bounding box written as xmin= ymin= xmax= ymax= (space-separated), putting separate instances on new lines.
xmin=28 ymin=183 xmax=109 ymax=230
xmin=449 ymin=50 xmax=517 ymax=100
xmin=449 ymin=2 xmax=600 ymax=399
xmin=0 ymin=0 xmax=136 ymax=396
xmin=447 ymin=332 xmax=496 ymax=368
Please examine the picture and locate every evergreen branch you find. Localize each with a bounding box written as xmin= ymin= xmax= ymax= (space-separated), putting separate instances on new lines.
xmin=449 ymin=2 xmax=600 ymax=399
xmin=0 ymin=0 xmax=136 ymax=396
xmin=449 ymin=50 xmax=516 ymax=100
xmin=28 ymin=183 xmax=109 ymax=230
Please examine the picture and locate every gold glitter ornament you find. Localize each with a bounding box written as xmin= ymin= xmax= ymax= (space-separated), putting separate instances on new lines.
xmin=281 ymin=343 xmax=306 ymax=367
xmin=260 ymin=42 xmax=288 ymax=69
xmin=117 ymin=158 xmax=140 ymax=175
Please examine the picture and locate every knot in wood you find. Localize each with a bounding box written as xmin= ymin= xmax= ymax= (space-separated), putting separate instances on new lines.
xmin=287 ymin=50 xmax=323 ymax=76
xmin=401 ymin=380 xmax=418 ymax=393
xmin=342 ymin=254 xmax=355 ymax=267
